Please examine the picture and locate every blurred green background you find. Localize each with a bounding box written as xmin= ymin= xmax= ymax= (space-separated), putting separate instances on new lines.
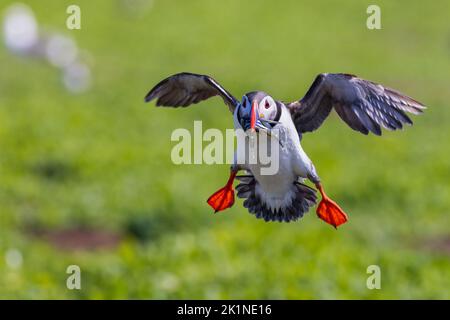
xmin=0 ymin=0 xmax=449 ymax=299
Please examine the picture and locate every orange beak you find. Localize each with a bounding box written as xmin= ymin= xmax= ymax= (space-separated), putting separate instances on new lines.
xmin=250 ymin=99 xmax=257 ymax=132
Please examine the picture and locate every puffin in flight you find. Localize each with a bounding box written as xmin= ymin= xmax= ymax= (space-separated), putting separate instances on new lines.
xmin=145 ymin=72 xmax=425 ymax=228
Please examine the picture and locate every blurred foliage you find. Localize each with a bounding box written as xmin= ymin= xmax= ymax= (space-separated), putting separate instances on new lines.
xmin=0 ymin=0 xmax=449 ymax=299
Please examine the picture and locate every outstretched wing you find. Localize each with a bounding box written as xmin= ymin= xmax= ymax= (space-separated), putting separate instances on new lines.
xmin=287 ymin=73 xmax=425 ymax=135
xmin=145 ymin=72 xmax=239 ymax=113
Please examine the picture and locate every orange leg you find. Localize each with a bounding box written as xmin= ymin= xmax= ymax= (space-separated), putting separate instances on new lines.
xmin=207 ymin=170 xmax=237 ymax=213
xmin=315 ymin=183 xmax=348 ymax=229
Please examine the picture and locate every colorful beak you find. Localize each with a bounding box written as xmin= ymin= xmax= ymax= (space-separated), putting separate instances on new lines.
xmin=250 ymin=99 xmax=257 ymax=132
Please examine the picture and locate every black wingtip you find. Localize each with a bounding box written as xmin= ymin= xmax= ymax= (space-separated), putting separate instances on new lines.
xmin=144 ymin=93 xmax=152 ymax=103
xmin=372 ymin=130 xmax=382 ymax=136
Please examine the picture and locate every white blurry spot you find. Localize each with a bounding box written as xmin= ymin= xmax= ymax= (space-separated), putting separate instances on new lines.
xmin=158 ymin=272 xmax=179 ymax=292
xmin=5 ymin=248 xmax=23 ymax=269
xmin=3 ymin=3 xmax=39 ymax=54
xmin=45 ymin=35 xmax=78 ymax=68
xmin=63 ymin=62 xmax=91 ymax=93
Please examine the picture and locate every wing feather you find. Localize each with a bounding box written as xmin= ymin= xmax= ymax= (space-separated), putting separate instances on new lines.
xmin=287 ymin=73 xmax=425 ymax=135
xmin=145 ymin=72 xmax=238 ymax=113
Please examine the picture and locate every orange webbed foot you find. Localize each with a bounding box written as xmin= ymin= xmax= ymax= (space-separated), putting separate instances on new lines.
xmin=207 ymin=185 xmax=235 ymax=213
xmin=207 ymin=171 xmax=237 ymax=213
xmin=315 ymin=183 xmax=348 ymax=228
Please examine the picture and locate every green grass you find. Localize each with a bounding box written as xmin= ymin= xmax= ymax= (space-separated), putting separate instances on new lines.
xmin=0 ymin=0 xmax=449 ymax=299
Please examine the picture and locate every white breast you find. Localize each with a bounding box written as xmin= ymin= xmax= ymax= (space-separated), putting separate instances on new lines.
xmin=233 ymin=104 xmax=313 ymax=211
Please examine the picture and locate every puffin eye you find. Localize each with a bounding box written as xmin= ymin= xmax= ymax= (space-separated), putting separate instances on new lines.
xmin=265 ymin=101 xmax=270 ymax=109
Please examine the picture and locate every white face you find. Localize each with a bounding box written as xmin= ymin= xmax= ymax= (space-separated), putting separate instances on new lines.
xmin=257 ymin=96 xmax=277 ymax=121
xmin=238 ymin=94 xmax=279 ymax=131
xmin=239 ymin=95 xmax=277 ymax=120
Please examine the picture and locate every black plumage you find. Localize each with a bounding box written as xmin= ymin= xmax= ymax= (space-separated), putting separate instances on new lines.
xmin=287 ymin=73 xmax=425 ymax=135
xmin=236 ymin=175 xmax=317 ymax=223
xmin=145 ymin=72 xmax=238 ymax=112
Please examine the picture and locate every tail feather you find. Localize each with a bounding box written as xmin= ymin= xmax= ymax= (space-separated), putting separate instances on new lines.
xmin=236 ymin=175 xmax=317 ymax=222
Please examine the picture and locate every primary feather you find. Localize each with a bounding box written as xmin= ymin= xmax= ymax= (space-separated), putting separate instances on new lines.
xmin=287 ymin=73 xmax=425 ymax=135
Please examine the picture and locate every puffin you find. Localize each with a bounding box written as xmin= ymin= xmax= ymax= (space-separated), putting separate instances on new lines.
xmin=145 ymin=72 xmax=425 ymax=228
